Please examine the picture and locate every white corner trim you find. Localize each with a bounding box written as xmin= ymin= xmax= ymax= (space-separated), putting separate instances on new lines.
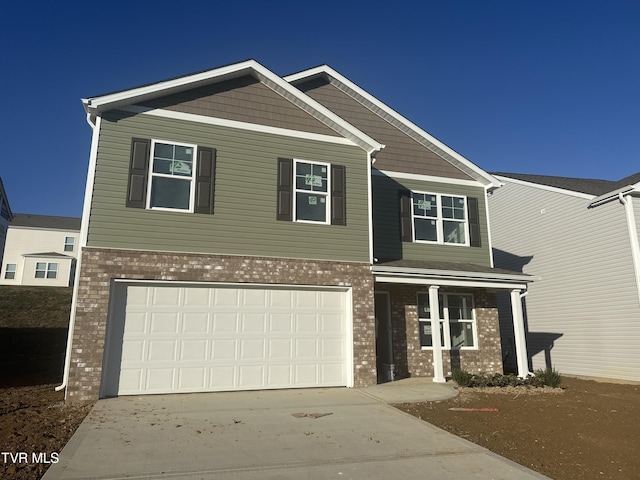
xmin=494 ymin=175 xmax=596 ymax=200
xmin=373 ymin=168 xmax=485 ymax=188
xmin=286 ymin=66 xmax=500 ymax=189
xmin=121 ymin=105 xmax=359 ymax=147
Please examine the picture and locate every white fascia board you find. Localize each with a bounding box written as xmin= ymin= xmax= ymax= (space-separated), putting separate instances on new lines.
xmin=374 ymin=275 xmax=530 ymax=290
xmin=286 ymin=66 xmax=501 ymax=189
xmin=373 ymin=168 xmax=485 ymax=188
xmin=494 ymin=175 xmax=596 ymax=200
xmin=372 ymin=265 xmax=535 ymax=284
xmin=589 ymin=183 xmax=640 ymax=207
xmin=83 ymin=60 xmax=383 ymax=156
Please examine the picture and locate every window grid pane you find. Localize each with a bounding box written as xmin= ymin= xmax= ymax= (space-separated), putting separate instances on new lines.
xmin=294 ymin=160 xmax=330 ymax=222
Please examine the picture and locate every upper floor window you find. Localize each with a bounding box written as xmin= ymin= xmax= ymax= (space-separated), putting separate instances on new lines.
xmin=64 ymin=236 xmax=75 ymax=252
xmin=294 ymin=160 xmax=330 ymax=223
xmin=400 ymin=190 xmax=481 ymax=247
xmin=4 ymin=263 xmax=16 ymax=280
xmin=276 ymin=158 xmax=346 ymax=226
xmin=417 ymin=292 xmax=477 ymax=349
xmin=126 ymin=138 xmax=216 ymax=214
xmin=412 ymin=192 xmax=468 ymax=245
xmin=35 ymin=262 xmax=57 ymax=279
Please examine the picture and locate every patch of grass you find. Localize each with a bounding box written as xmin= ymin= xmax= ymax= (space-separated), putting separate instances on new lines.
xmin=530 ymin=367 xmax=562 ymax=388
xmin=0 ymin=286 xmax=72 ymax=328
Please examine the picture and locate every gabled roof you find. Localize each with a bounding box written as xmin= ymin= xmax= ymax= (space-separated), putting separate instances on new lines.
xmin=494 ymin=171 xmax=640 ymax=207
xmin=82 ymin=59 xmax=383 ymax=155
xmin=11 ymin=214 xmax=81 ymax=231
xmin=285 ymin=65 xmax=501 ymax=189
xmin=22 ymin=252 xmax=74 ymax=258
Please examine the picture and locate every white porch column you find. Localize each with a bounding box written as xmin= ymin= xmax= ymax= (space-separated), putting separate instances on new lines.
xmin=510 ymin=289 xmax=530 ymax=378
xmin=429 ymin=285 xmax=446 ymax=383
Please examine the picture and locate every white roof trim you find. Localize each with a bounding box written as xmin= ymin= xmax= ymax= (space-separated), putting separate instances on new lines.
xmin=373 ymin=168 xmax=485 ymax=188
xmin=285 ymin=65 xmax=501 ymax=189
xmin=494 ymin=175 xmax=596 ymax=200
xmin=374 ymin=275 xmax=530 ymax=290
xmin=589 ymin=183 xmax=640 ymax=207
xmin=373 ymin=265 xmax=535 ymax=284
xmin=82 ymin=60 xmax=384 ymax=155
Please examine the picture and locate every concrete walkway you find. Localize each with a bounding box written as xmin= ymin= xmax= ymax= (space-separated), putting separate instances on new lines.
xmin=43 ymin=381 xmax=549 ymax=480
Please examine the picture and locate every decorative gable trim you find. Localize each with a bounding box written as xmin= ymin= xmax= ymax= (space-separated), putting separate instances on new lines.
xmin=285 ymin=66 xmax=501 ymax=189
xmin=83 ymin=60 xmax=383 ymax=156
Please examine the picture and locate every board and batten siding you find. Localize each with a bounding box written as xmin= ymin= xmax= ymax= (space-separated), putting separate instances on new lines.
xmin=87 ymin=110 xmax=370 ymax=262
xmin=372 ymin=172 xmax=492 ymax=266
xmin=489 ymin=180 xmax=640 ymax=382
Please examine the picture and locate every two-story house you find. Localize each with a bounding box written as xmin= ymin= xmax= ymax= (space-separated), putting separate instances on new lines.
xmin=0 ymin=214 xmax=81 ymax=287
xmin=60 ymin=60 xmax=533 ymax=404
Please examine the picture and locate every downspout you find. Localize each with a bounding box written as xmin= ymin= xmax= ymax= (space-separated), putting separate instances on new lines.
xmin=618 ymin=193 xmax=640 ymax=305
xmin=56 ymin=112 xmax=101 ymax=394
xmin=367 ymin=153 xmax=375 ymax=266
xmin=484 ymin=185 xmax=495 ymax=268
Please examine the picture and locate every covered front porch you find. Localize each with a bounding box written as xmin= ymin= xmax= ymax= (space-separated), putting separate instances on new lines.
xmin=372 ymin=260 xmax=535 ymax=383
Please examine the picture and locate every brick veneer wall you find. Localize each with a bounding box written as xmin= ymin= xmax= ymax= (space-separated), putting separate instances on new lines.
xmin=66 ymin=247 xmax=375 ymax=403
xmin=379 ymin=285 xmax=503 ymax=379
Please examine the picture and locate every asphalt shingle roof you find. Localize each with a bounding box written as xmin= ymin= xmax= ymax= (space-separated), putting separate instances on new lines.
xmin=491 ymin=172 xmax=640 ymax=196
xmin=11 ymin=214 xmax=81 ymax=231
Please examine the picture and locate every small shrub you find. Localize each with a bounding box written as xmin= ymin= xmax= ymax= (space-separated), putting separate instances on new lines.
xmin=531 ymin=367 xmax=562 ymax=388
xmin=451 ymin=368 xmax=474 ymax=387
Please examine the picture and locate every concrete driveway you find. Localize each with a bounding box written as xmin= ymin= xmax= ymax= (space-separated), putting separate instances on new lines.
xmin=43 ymin=386 xmax=548 ymax=479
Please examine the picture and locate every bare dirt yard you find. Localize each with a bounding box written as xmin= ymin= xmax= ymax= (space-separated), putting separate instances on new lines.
xmin=2 ymin=286 xmax=640 ymax=480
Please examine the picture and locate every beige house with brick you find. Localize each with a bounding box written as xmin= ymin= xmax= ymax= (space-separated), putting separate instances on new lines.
xmin=60 ymin=60 xmax=533 ymax=404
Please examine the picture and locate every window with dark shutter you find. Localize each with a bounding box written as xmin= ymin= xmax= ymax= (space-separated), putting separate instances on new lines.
xmin=467 ymin=197 xmax=481 ymax=247
xmin=399 ymin=190 xmax=413 ymax=241
xmin=194 ymin=147 xmax=216 ymax=214
xmin=126 ymin=138 xmax=151 ymax=208
xmin=331 ymin=165 xmax=346 ymax=225
xmin=276 ymin=158 xmax=293 ymax=221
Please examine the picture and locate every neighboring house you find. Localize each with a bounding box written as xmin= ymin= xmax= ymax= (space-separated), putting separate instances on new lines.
xmin=0 ymin=214 xmax=81 ymax=287
xmin=489 ymin=172 xmax=640 ymax=382
xmin=0 ymin=177 xmax=13 ymax=264
xmin=60 ymin=60 xmax=534 ymax=404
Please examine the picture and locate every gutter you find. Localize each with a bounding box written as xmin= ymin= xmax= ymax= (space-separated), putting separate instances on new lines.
xmin=56 ymin=114 xmax=101 ymax=394
xmin=617 ymin=193 xmax=640 ymax=305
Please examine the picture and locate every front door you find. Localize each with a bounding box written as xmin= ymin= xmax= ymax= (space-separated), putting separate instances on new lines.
xmin=374 ymin=292 xmax=393 ymax=383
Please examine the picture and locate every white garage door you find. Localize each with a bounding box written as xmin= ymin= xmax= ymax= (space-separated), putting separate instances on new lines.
xmin=102 ymin=283 xmax=350 ymax=396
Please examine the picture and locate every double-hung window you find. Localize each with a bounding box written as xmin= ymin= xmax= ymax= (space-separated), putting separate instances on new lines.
xmin=35 ymin=262 xmax=58 ymax=279
xmin=412 ymin=192 xmax=468 ymax=245
xmin=64 ymin=236 xmax=75 ymax=252
xmin=148 ymin=141 xmax=196 ymax=211
xmin=294 ymin=160 xmax=330 ymax=223
xmin=417 ymin=292 xmax=477 ymax=349
xmin=4 ymin=264 xmax=16 ymax=280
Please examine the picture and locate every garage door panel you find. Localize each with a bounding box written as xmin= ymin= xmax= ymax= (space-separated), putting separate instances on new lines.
xmin=106 ymin=284 xmax=349 ymax=396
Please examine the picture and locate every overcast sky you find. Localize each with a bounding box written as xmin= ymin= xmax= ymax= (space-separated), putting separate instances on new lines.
xmin=2 ymin=0 xmax=639 ymax=217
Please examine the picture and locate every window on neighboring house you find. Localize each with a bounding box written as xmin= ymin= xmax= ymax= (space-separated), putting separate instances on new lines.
xmin=35 ymin=262 xmax=57 ymax=279
xmin=417 ymin=292 xmax=477 ymax=349
xmin=276 ymin=158 xmax=346 ymax=225
xmin=126 ymin=138 xmax=216 ymax=214
xmin=64 ymin=236 xmax=75 ymax=252
xmin=400 ymin=191 xmax=481 ymax=247
xmin=4 ymin=264 xmax=16 ymax=280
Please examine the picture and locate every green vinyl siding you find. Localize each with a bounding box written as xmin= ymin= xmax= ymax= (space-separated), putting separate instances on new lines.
xmin=87 ymin=110 xmax=370 ymax=262
xmin=372 ymin=172 xmax=492 ymax=266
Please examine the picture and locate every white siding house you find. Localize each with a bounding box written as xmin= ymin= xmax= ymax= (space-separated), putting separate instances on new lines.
xmin=0 ymin=214 xmax=81 ymax=287
xmin=489 ymin=172 xmax=640 ymax=382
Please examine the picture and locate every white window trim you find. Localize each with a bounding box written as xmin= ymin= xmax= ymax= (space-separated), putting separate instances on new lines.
xmin=411 ymin=191 xmax=470 ymax=247
xmin=35 ymin=262 xmax=58 ymax=279
xmin=146 ymin=139 xmax=198 ymax=213
xmin=293 ymin=158 xmax=331 ymax=225
xmin=4 ymin=263 xmax=16 ymax=280
xmin=418 ymin=292 xmax=478 ymax=351
xmin=64 ymin=236 xmax=75 ymax=252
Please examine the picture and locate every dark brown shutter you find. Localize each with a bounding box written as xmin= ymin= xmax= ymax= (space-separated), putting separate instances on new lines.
xmin=399 ymin=190 xmax=413 ymax=242
xmin=126 ymin=138 xmax=151 ymax=208
xmin=467 ymin=196 xmax=481 ymax=247
xmin=194 ymin=147 xmax=216 ymax=214
xmin=331 ymin=165 xmax=346 ymax=225
xmin=276 ymin=158 xmax=293 ymax=221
